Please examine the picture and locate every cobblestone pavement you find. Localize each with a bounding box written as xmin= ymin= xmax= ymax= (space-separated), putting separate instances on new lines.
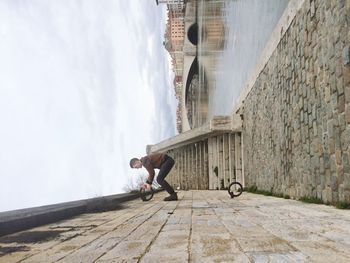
xmin=1 ymin=191 xmax=350 ymax=262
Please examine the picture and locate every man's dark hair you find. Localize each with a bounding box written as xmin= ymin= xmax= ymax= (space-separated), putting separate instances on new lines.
xmin=129 ymin=158 xmax=139 ymax=168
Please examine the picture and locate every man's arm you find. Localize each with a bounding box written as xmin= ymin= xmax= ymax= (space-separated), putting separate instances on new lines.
xmin=142 ymin=158 xmax=155 ymax=184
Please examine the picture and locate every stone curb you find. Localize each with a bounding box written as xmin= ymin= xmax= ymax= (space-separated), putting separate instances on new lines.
xmin=0 ymin=189 xmax=164 ymax=237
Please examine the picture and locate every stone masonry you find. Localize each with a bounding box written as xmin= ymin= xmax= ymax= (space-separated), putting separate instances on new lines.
xmin=242 ymin=0 xmax=350 ymax=203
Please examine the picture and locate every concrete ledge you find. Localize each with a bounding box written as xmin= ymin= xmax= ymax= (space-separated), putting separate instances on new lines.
xmin=147 ymin=115 xmax=241 ymax=153
xmin=0 ymin=189 xmax=163 ymax=237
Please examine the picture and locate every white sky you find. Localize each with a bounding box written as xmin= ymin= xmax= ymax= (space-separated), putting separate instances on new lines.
xmin=0 ymin=0 xmax=177 ymax=212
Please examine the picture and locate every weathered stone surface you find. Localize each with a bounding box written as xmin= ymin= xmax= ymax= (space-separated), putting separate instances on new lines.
xmin=343 ymin=46 xmax=350 ymax=66
xmin=242 ymin=0 xmax=350 ymax=202
xmin=345 ymin=85 xmax=350 ymax=103
xmin=1 ymin=191 xmax=350 ymax=263
xmin=339 ymin=95 xmax=346 ymax=113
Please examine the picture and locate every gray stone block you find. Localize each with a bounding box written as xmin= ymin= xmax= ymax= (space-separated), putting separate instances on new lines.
xmin=320 ymin=156 xmax=325 ymax=174
xmin=337 ymin=77 xmax=344 ymax=95
xmin=338 ymin=112 xmax=346 ymax=131
xmin=343 ymin=46 xmax=350 ymax=66
xmin=338 ymin=0 xmax=346 ymax=9
xmin=336 ymin=63 xmax=343 ymax=78
xmin=346 ymin=105 xmax=350 ymax=124
xmin=345 ymin=85 xmax=350 ymax=103
xmin=338 ymin=94 xmax=345 ymax=112
xmin=329 ymin=139 xmax=336 ymax=154
xmin=327 ymin=119 xmax=334 ymax=137
xmin=340 ymin=128 xmax=350 ymax=151
xmin=343 ymin=153 xmax=350 ymax=174
xmin=331 ymin=93 xmax=338 ymax=111
xmin=313 ymin=121 xmax=318 ymax=136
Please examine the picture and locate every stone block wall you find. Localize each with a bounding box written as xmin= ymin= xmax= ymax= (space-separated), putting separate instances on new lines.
xmin=242 ymin=0 xmax=350 ymax=203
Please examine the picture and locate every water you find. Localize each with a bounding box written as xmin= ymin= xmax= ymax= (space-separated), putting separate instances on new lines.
xmin=188 ymin=0 xmax=290 ymax=128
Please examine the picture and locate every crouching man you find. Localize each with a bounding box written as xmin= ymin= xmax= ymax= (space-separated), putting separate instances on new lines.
xmin=130 ymin=152 xmax=178 ymax=201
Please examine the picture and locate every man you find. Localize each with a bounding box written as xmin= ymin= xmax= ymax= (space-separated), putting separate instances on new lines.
xmin=130 ymin=152 xmax=178 ymax=201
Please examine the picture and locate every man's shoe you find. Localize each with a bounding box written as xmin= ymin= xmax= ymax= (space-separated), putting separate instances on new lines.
xmin=163 ymin=192 xmax=178 ymax=201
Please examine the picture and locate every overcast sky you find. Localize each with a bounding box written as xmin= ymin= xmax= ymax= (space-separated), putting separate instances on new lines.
xmin=0 ymin=0 xmax=177 ymax=212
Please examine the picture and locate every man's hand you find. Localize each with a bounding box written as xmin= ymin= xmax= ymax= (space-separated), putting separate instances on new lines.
xmin=142 ymin=183 xmax=152 ymax=191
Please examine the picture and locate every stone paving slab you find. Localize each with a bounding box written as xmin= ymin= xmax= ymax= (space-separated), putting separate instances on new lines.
xmin=0 ymin=191 xmax=350 ymax=262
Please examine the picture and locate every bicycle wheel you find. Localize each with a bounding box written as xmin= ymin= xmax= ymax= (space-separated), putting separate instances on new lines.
xmin=139 ymin=187 xmax=154 ymax=202
xmin=228 ymin=182 xmax=243 ymax=198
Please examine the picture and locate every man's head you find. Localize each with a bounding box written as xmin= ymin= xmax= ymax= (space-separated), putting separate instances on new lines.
xmin=129 ymin=158 xmax=142 ymax=169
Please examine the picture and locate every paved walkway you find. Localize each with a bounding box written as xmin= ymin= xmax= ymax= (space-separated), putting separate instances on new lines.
xmin=0 ymin=191 xmax=350 ymax=262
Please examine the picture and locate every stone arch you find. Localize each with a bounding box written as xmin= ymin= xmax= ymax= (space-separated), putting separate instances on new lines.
xmin=185 ymin=57 xmax=199 ymax=108
xmin=185 ymin=57 xmax=208 ymax=129
xmin=187 ymin=23 xmax=198 ymax=46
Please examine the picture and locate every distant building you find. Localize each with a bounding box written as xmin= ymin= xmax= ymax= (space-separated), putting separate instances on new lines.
xmin=163 ymin=1 xmax=185 ymax=77
xmin=157 ymin=0 xmax=186 ymax=133
xmin=156 ymin=0 xmax=185 ymax=11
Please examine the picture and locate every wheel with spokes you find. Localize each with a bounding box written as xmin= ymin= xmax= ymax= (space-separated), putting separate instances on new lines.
xmin=139 ymin=187 xmax=154 ymax=201
xmin=228 ymin=182 xmax=243 ymax=198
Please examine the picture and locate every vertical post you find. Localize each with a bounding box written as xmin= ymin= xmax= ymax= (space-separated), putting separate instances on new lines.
xmin=223 ymin=133 xmax=230 ymax=188
xmin=215 ymin=136 xmax=219 ymax=190
xmin=186 ymin=146 xmax=189 ymax=190
xmin=179 ymin=147 xmax=185 ymax=189
xmin=235 ymin=133 xmax=243 ymax=184
xmin=182 ymin=146 xmax=187 ymax=190
xmin=228 ymin=133 xmax=232 ymax=184
xmin=172 ymin=150 xmax=176 ymax=186
xmin=214 ymin=136 xmax=219 ymax=190
xmin=177 ymin=149 xmax=181 ymax=189
xmin=196 ymin=142 xmax=199 ymax=189
xmin=170 ymin=150 xmax=173 ymax=186
xmin=191 ymin=144 xmax=195 ymax=190
xmin=231 ymin=133 xmax=236 ymax=183
xmin=183 ymin=147 xmax=186 ymax=190
xmin=218 ymin=135 xmax=223 ymax=190
xmin=241 ymin=132 xmax=245 ymax=187
xmin=174 ymin=150 xmax=178 ymax=189
xmin=204 ymin=140 xmax=209 ymax=189
xmin=187 ymin=146 xmax=191 ymax=190
xmin=200 ymin=142 xmax=202 ymax=189
xmin=208 ymin=137 xmax=214 ymax=189
xmin=222 ymin=134 xmax=226 ymax=189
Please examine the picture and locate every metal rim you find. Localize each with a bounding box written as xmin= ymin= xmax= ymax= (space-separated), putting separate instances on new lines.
xmin=139 ymin=187 xmax=154 ymax=201
xmin=228 ymin=182 xmax=243 ymax=198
